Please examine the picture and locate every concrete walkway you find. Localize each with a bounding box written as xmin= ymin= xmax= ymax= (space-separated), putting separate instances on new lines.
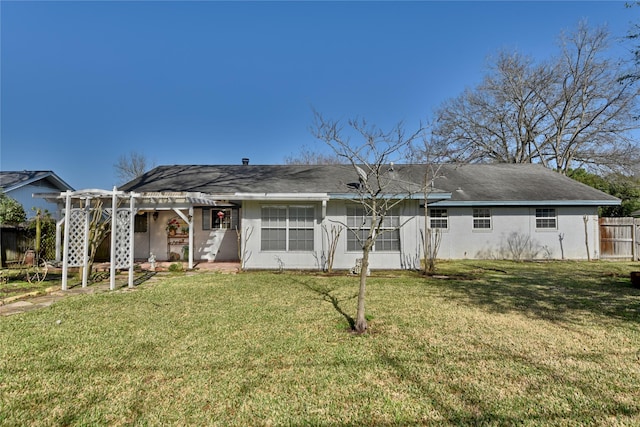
xmin=0 ymin=261 xmax=240 ymax=317
xmin=0 ymin=283 xmax=115 ymax=316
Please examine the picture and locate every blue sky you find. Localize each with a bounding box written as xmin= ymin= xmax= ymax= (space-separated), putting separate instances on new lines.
xmin=1 ymin=1 xmax=637 ymax=190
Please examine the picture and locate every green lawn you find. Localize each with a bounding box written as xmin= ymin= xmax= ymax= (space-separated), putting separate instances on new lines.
xmin=1 ymin=261 xmax=639 ymax=426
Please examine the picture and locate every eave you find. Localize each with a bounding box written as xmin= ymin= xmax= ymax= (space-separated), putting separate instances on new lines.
xmin=430 ymin=199 xmax=622 ymax=207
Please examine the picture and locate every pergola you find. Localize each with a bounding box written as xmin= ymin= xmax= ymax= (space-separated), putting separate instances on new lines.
xmin=40 ymin=188 xmax=220 ymax=291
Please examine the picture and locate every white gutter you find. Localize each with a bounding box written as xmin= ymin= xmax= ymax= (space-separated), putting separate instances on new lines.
xmin=431 ymin=199 xmax=621 ymax=207
xmin=328 ymin=192 xmax=452 ymax=200
xmin=231 ymin=193 xmax=331 ymax=201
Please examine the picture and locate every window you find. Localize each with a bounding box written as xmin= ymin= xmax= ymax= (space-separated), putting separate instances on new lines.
xmin=288 ymin=206 xmax=315 ymax=251
xmin=346 ymin=206 xmax=400 ymax=252
xmin=429 ymin=208 xmax=448 ymax=229
xmin=261 ymin=206 xmax=287 ymax=250
xmin=134 ymin=213 xmax=148 ymax=233
xmin=377 ymin=209 xmax=400 ymax=251
xmin=261 ymin=206 xmax=314 ymax=251
xmin=202 ymin=208 xmax=235 ymax=230
xmin=473 ymin=208 xmax=491 ymax=229
xmin=536 ymin=208 xmax=557 ymax=229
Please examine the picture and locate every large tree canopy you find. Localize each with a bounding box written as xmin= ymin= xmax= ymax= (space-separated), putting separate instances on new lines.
xmin=432 ymin=22 xmax=640 ymax=175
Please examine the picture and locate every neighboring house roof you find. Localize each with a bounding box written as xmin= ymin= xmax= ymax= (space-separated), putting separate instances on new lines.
xmin=119 ymin=163 xmax=620 ymax=206
xmin=0 ymin=171 xmax=74 ymax=193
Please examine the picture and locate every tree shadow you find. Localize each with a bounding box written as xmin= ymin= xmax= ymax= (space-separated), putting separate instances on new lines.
xmin=377 ymin=333 xmax=640 ymax=425
xmin=429 ymin=263 xmax=640 ymax=326
xmin=300 ymin=280 xmax=357 ymax=330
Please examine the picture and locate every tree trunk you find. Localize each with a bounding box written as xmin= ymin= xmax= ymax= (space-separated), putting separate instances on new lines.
xmin=355 ymin=243 xmax=370 ymax=333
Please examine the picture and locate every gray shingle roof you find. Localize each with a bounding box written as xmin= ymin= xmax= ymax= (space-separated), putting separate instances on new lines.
xmin=431 ymin=164 xmax=620 ymax=205
xmin=0 ymin=171 xmax=74 ymax=193
xmin=119 ymin=163 xmax=620 ymax=205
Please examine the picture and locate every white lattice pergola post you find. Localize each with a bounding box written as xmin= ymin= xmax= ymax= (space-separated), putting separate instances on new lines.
xmin=61 ymin=191 xmax=90 ymax=291
xmin=61 ymin=191 xmax=71 ymax=291
xmin=109 ymin=188 xmax=136 ymax=290
xmin=110 ymin=190 xmax=118 ymax=290
xmin=128 ymin=195 xmax=136 ymax=288
xmin=82 ymin=199 xmax=91 ymax=287
xmin=172 ymin=207 xmax=194 ymax=269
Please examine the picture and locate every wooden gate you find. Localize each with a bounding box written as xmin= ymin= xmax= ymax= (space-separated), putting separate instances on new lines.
xmin=599 ymin=217 xmax=639 ymax=261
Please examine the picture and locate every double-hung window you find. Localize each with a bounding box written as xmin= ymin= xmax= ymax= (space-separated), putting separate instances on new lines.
xmin=261 ymin=206 xmax=314 ymax=251
xmin=472 ymin=208 xmax=491 ymax=230
xmin=288 ymin=206 xmax=315 ymax=251
xmin=346 ymin=205 xmax=400 ymax=251
xmin=429 ymin=208 xmax=448 ymax=229
xmin=536 ymin=208 xmax=557 ymax=229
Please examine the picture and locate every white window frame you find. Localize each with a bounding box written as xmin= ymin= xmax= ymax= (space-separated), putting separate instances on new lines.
xmin=472 ymin=208 xmax=492 ymax=230
xmin=260 ymin=205 xmax=315 ymax=252
xmin=346 ymin=205 xmax=400 ymax=252
xmin=211 ymin=208 xmax=233 ymax=230
xmin=535 ymin=208 xmax=557 ymax=230
xmin=429 ymin=208 xmax=448 ymax=230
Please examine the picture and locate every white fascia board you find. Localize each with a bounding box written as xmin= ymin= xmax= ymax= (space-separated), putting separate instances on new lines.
xmin=232 ymin=193 xmax=331 ymax=201
xmin=329 ymin=192 xmax=451 ymax=200
xmin=431 ymin=199 xmax=621 ymax=207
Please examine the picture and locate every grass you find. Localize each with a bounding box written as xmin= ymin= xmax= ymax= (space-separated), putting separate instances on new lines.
xmin=0 ymin=267 xmax=60 ymax=301
xmin=1 ymin=260 xmax=639 ymax=426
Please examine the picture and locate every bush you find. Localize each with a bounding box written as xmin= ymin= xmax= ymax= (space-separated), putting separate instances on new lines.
xmin=168 ymin=263 xmax=184 ymax=273
xmin=0 ymin=192 xmax=26 ymax=225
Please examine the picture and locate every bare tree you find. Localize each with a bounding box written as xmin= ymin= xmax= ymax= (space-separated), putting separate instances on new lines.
xmin=283 ymin=145 xmax=346 ymax=165
xmin=411 ymin=129 xmax=448 ymax=275
xmin=312 ymin=112 xmax=423 ymax=334
xmin=322 ymin=224 xmax=343 ymax=273
xmin=433 ymin=22 xmax=639 ymax=174
xmin=114 ymin=151 xmax=155 ymax=184
xmin=621 ymin=2 xmax=640 ymax=84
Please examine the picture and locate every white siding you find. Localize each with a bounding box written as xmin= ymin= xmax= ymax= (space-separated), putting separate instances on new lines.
xmin=134 ymin=202 xmax=602 ymax=265
xmin=241 ymin=199 xmax=421 ymax=270
xmin=434 ymin=206 xmax=600 ymax=260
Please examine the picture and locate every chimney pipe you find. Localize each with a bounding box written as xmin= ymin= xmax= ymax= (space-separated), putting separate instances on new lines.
xmin=242 ymin=158 xmax=249 ymax=165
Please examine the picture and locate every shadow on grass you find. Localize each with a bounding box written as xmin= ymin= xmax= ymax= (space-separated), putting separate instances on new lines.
xmin=299 ymin=280 xmax=357 ymax=330
xmin=429 ymin=263 xmax=640 ymax=325
xmin=378 ymin=336 xmax=640 ymax=425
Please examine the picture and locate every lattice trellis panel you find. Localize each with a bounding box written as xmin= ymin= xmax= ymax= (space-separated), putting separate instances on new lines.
xmin=66 ymin=209 xmax=88 ymax=267
xmin=113 ymin=208 xmax=132 ymax=268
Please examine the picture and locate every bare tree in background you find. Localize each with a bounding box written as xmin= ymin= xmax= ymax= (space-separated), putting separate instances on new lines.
xmin=433 ymin=22 xmax=639 ymax=174
xmin=283 ymin=145 xmax=346 ymax=165
xmin=312 ymin=112 xmax=423 ymax=334
xmin=114 ymin=151 xmax=155 ymax=184
xmin=410 ymin=126 xmax=449 ymax=274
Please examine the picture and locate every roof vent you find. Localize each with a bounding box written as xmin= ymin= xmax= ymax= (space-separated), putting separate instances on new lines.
xmin=242 ymin=158 xmax=249 ymax=165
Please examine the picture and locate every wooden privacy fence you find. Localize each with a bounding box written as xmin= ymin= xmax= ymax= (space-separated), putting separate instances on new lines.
xmin=0 ymin=226 xmax=34 ymax=267
xmin=599 ymin=217 xmax=639 ymax=261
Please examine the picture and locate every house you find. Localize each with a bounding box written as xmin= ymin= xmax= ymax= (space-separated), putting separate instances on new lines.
xmin=0 ymin=171 xmax=74 ymax=220
xmin=116 ymin=163 xmax=620 ymax=270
